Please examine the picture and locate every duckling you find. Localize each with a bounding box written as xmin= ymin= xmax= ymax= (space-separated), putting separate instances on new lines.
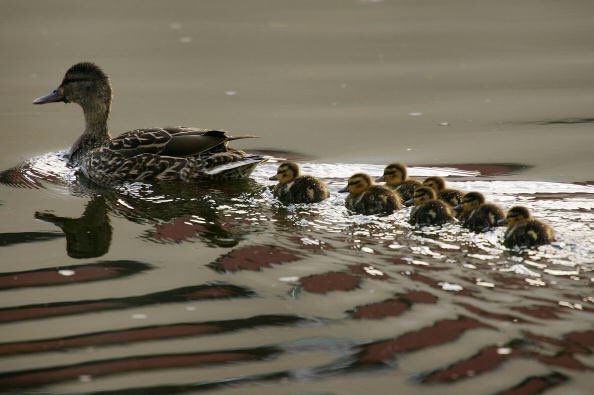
xmin=33 ymin=62 xmax=266 ymax=185
xmin=409 ymin=186 xmax=455 ymax=226
xmin=376 ymin=163 xmax=422 ymax=202
xmin=269 ymin=161 xmax=329 ymax=204
xmin=455 ymin=192 xmax=504 ymax=233
xmin=339 ymin=173 xmax=402 ymax=215
xmin=422 ymin=176 xmax=464 ymax=207
xmin=503 ymin=206 xmax=555 ymax=248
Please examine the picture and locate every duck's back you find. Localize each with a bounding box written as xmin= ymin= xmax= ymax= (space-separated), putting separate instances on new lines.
xmin=348 ymin=185 xmax=402 ymax=215
xmin=410 ymin=200 xmax=454 ymax=226
xmin=273 ymin=175 xmax=329 ymax=204
xmin=463 ymin=203 xmax=505 ymax=233
xmin=504 ymin=219 xmax=555 ymax=248
xmin=81 ymin=128 xmax=264 ymax=185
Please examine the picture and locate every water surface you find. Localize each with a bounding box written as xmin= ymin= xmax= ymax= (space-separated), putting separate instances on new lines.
xmin=1 ymin=1 xmax=593 ymax=394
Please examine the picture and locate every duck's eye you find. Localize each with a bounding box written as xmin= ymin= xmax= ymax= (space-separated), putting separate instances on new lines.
xmin=348 ymin=181 xmax=359 ymax=186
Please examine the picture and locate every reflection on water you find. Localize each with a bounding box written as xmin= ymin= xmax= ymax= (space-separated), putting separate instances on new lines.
xmin=0 ymin=153 xmax=592 ymax=394
xmin=35 ymin=195 xmax=112 ymax=259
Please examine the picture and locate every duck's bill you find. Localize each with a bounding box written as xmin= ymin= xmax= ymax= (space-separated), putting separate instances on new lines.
xmin=338 ymin=186 xmax=348 ymax=193
xmin=376 ymin=176 xmax=385 ymax=182
xmin=453 ymin=205 xmax=462 ymax=211
xmin=269 ymin=175 xmax=278 ymax=181
xmin=497 ymin=218 xmax=508 ymax=225
xmin=33 ymin=90 xmax=64 ymax=104
xmin=404 ymin=199 xmax=414 ymax=206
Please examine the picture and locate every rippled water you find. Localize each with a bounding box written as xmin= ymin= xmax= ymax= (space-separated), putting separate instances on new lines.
xmin=0 ymin=153 xmax=592 ymax=394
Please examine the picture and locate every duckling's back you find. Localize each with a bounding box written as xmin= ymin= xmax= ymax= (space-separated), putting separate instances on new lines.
xmin=273 ymin=175 xmax=329 ymax=204
xmin=504 ymin=219 xmax=555 ymax=248
xmin=389 ymin=180 xmax=422 ymax=202
xmin=348 ymin=185 xmax=402 ymax=216
xmin=439 ymin=189 xmax=464 ymax=207
xmin=463 ymin=203 xmax=505 ymax=233
xmin=410 ymin=200 xmax=454 ymax=226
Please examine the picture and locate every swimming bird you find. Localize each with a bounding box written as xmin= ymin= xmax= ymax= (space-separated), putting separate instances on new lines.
xmin=502 ymin=206 xmax=555 ymax=248
xmin=269 ymin=161 xmax=329 ymax=204
xmin=455 ymin=192 xmax=504 ymax=232
xmin=340 ymin=173 xmax=402 ymax=215
xmin=376 ymin=163 xmax=422 ymax=202
xmin=422 ymin=176 xmax=464 ymax=207
xmin=33 ymin=62 xmax=266 ymax=185
xmin=409 ymin=186 xmax=455 ymax=226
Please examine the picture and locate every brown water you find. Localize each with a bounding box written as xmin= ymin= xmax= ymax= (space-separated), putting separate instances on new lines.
xmin=1 ymin=1 xmax=593 ymax=394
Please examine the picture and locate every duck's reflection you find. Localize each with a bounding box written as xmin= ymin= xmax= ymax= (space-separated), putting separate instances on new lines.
xmin=112 ymin=179 xmax=267 ymax=248
xmin=35 ymin=195 xmax=112 ymax=259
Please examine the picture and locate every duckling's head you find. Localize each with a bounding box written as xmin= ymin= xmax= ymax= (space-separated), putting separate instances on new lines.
xmin=412 ymin=186 xmax=436 ymax=206
xmin=423 ymin=176 xmax=445 ymax=192
xmin=456 ymin=192 xmax=485 ymax=213
xmin=34 ymin=62 xmax=112 ymax=110
xmin=505 ymin=206 xmax=531 ymax=227
xmin=376 ymin=163 xmax=406 ymax=185
xmin=339 ymin=173 xmax=372 ymax=195
xmin=269 ymin=161 xmax=300 ymax=184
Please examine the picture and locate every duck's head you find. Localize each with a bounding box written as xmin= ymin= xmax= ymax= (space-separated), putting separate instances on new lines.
xmin=339 ymin=173 xmax=372 ymax=195
xmin=503 ymin=206 xmax=531 ymax=227
xmin=269 ymin=161 xmax=300 ymax=184
xmin=376 ymin=163 xmax=406 ymax=185
xmin=423 ymin=176 xmax=445 ymax=192
xmin=412 ymin=186 xmax=436 ymax=206
xmin=455 ymin=192 xmax=485 ymax=213
xmin=33 ymin=62 xmax=112 ymax=110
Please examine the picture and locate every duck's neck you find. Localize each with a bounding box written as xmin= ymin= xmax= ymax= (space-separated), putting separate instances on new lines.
xmin=69 ymin=101 xmax=110 ymax=163
xmin=83 ymin=101 xmax=110 ymax=141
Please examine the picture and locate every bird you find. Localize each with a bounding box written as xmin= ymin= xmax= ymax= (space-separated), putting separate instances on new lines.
xmin=339 ymin=173 xmax=402 ymax=215
xmin=503 ymin=206 xmax=555 ymax=248
xmin=269 ymin=161 xmax=329 ymax=204
xmin=409 ymin=186 xmax=455 ymax=226
xmin=376 ymin=163 xmax=422 ymax=202
xmin=33 ymin=62 xmax=266 ymax=186
xmin=422 ymin=176 xmax=464 ymax=207
xmin=455 ymin=191 xmax=504 ymax=232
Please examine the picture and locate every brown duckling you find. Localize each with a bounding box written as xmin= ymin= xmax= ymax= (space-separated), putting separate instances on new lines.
xmin=503 ymin=206 xmax=555 ymax=248
xmin=409 ymin=186 xmax=455 ymax=226
xmin=33 ymin=62 xmax=265 ymax=185
xmin=269 ymin=161 xmax=329 ymax=204
xmin=339 ymin=173 xmax=402 ymax=215
xmin=455 ymin=192 xmax=504 ymax=233
xmin=422 ymin=176 xmax=464 ymax=207
xmin=376 ymin=163 xmax=422 ymax=202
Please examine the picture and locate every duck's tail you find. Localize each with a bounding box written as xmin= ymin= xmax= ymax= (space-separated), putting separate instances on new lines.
xmin=202 ymin=155 xmax=268 ymax=180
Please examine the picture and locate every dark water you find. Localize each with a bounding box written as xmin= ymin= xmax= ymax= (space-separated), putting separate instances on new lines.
xmin=0 ymin=153 xmax=592 ymax=394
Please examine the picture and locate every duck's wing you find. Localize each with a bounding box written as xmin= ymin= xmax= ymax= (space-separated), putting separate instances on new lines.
xmin=108 ymin=128 xmax=255 ymax=158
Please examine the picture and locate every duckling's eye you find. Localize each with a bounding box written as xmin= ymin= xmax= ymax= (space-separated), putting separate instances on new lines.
xmin=348 ymin=181 xmax=359 ymax=186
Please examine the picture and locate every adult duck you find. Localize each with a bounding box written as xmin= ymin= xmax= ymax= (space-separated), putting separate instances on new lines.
xmin=33 ymin=62 xmax=266 ymax=185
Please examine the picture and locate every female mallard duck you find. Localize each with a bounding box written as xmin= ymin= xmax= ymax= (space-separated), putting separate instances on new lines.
xmin=409 ymin=186 xmax=455 ymax=226
xmin=33 ymin=62 xmax=266 ymax=185
xmin=269 ymin=161 xmax=329 ymax=204
xmin=455 ymin=191 xmax=504 ymax=232
xmin=422 ymin=176 xmax=464 ymax=207
xmin=340 ymin=173 xmax=402 ymax=215
xmin=503 ymin=206 xmax=555 ymax=248
xmin=376 ymin=163 xmax=422 ymax=202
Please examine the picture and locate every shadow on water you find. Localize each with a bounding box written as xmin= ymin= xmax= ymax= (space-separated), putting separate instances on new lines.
xmin=0 ymin=154 xmax=593 ymax=393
